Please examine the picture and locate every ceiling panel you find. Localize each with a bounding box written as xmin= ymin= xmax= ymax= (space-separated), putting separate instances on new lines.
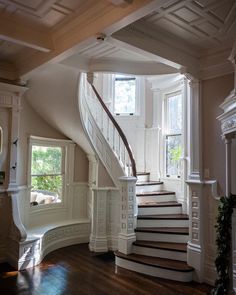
xmin=0 ymin=0 xmax=88 ymax=28
xmin=134 ymin=0 xmax=236 ymax=50
xmin=0 ymin=39 xmax=25 ymax=61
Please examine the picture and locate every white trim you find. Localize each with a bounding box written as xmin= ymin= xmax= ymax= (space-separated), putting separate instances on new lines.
xmin=28 ymin=136 xmax=75 ymax=212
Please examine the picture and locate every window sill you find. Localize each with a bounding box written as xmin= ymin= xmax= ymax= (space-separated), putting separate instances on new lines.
xmin=30 ymin=201 xmax=67 ymax=213
xmin=162 ymin=177 xmax=181 ymax=181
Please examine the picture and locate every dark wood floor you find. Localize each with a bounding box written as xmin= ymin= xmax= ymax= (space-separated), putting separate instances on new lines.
xmin=0 ymin=243 xmax=212 ymax=295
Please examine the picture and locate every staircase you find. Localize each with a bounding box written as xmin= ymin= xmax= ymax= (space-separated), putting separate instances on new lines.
xmin=80 ymin=74 xmax=193 ymax=282
xmin=115 ymin=172 xmax=194 ymax=282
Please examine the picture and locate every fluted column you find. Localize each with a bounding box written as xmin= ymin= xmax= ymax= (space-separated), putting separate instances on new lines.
xmin=184 ymin=73 xmax=204 ymax=282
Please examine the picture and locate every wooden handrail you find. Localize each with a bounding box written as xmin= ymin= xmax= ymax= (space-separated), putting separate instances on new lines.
xmin=90 ymin=84 xmax=137 ymax=178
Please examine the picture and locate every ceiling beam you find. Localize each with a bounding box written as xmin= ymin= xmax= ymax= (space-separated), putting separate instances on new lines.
xmin=88 ymin=58 xmax=178 ymax=75
xmin=0 ymin=12 xmax=53 ymax=52
xmin=112 ymin=22 xmax=200 ymax=77
xmin=15 ymin=0 xmax=170 ymax=77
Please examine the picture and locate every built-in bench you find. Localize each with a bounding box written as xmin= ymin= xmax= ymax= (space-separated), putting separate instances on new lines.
xmin=9 ymin=219 xmax=90 ymax=270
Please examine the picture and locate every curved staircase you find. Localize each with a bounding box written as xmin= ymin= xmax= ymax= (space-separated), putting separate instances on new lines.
xmin=115 ymin=172 xmax=194 ymax=282
xmin=79 ymin=73 xmax=193 ymax=282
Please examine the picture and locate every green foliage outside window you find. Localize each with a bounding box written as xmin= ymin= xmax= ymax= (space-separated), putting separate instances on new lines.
xmin=31 ymin=146 xmax=62 ymax=196
xmin=169 ymin=145 xmax=182 ymax=163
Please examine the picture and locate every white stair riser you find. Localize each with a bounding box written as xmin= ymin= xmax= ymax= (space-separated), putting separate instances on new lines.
xmin=137 ymin=175 xmax=149 ymax=182
xmin=137 ymin=219 xmax=189 ymax=228
xmin=132 ymin=245 xmax=187 ymax=261
xmin=138 ymin=206 xmax=182 ymax=215
xmin=135 ymin=232 xmax=189 ymax=243
xmin=136 ymin=184 xmax=163 ymax=193
xmin=116 ymin=257 xmax=193 ymax=282
xmin=137 ymin=195 xmax=176 ymax=204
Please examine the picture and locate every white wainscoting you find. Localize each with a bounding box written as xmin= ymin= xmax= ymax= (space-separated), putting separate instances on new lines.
xmin=2 ymin=182 xmax=91 ymax=269
xmin=203 ymin=186 xmax=218 ymax=285
xmin=89 ymin=187 xmax=120 ymax=252
xmin=8 ymin=219 xmax=90 ymax=270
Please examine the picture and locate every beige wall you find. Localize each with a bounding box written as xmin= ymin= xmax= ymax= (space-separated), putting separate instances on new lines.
xmin=98 ymin=160 xmax=114 ymax=187
xmin=74 ymin=145 xmax=88 ymax=183
xmin=202 ymin=73 xmax=234 ymax=195
xmin=18 ymin=97 xmax=89 ymax=185
xmin=18 ymin=98 xmax=67 ymax=186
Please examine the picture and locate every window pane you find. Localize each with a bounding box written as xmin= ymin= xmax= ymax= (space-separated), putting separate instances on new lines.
xmin=166 ymin=135 xmax=181 ymax=177
xmin=31 ymin=146 xmax=62 ymax=175
xmin=31 ymin=175 xmax=62 ymax=205
xmin=30 ymin=145 xmax=63 ymax=206
xmin=167 ymin=93 xmax=182 ymax=133
xmin=114 ymin=76 xmax=135 ymax=114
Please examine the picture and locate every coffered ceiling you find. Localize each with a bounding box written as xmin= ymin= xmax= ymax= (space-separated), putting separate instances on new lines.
xmin=0 ymin=0 xmax=90 ymax=28
xmin=136 ymin=0 xmax=236 ymax=50
xmin=0 ymin=0 xmax=235 ymax=81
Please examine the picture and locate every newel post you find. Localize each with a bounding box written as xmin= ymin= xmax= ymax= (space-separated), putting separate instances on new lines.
xmin=118 ymin=176 xmax=137 ymax=254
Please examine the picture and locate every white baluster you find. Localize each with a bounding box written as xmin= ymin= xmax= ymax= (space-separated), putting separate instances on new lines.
xmin=107 ymin=117 xmax=109 ymax=141
xmin=118 ymin=135 xmax=121 ymax=161
xmin=112 ymin=125 xmax=115 ymax=151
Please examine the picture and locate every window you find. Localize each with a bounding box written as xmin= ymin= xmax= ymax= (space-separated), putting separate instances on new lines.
xmin=114 ymin=75 xmax=136 ymax=115
xmin=165 ymin=92 xmax=182 ymax=177
xmin=29 ymin=137 xmax=74 ymax=208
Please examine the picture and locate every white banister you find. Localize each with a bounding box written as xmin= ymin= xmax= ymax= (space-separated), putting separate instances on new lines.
xmin=82 ymin=72 xmax=137 ymax=178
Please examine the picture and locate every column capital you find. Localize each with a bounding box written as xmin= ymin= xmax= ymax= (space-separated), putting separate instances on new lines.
xmin=180 ymin=68 xmax=200 ymax=85
xmin=87 ymin=72 xmax=94 ymax=85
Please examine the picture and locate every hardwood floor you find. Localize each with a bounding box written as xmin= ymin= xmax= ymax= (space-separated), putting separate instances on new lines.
xmin=0 ymin=243 xmax=212 ymax=295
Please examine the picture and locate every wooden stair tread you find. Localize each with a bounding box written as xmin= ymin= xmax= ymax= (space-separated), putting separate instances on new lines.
xmin=138 ymin=201 xmax=181 ymax=208
xmin=136 ymin=181 xmax=163 ymax=186
xmin=137 ymin=190 xmax=175 ymax=196
xmin=137 ymin=172 xmax=150 ymax=176
xmin=115 ymin=251 xmax=193 ymax=272
xmin=135 ymin=227 xmax=189 ymax=235
xmin=137 ymin=214 xmax=189 ymax=220
xmin=133 ymin=240 xmax=187 ymax=252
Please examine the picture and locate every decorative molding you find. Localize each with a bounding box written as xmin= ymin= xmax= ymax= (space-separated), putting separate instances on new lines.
xmin=7 ymin=220 xmax=90 ymax=270
xmin=89 ymin=188 xmax=120 ymax=252
xmin=222 ymin=118 xmax=236 ymax=134
xmin=118 ymin=176 xmax=137 ymax=254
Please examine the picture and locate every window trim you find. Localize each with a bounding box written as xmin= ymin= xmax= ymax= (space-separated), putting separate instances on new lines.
xmin=163 ymin=90 xmax=183 ymax=179
xmin=28 ymin=136 xmax=75 ymax=212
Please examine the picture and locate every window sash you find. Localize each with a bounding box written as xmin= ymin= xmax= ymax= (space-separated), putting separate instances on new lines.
xmin=114 ymin=75 xmax=136 ymax=115
xmin=165 ymin=134 xmax=182 ymax=178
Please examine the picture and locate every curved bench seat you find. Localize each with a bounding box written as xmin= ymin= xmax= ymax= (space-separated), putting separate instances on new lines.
xmin=11 ymin=219 xmax=90 ymax=270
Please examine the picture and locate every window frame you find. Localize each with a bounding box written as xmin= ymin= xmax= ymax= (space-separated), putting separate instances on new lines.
xmin=113 ymin=74 xmax=141 ymax=116
xmin=28 ymin=136 xmax=75 ymax=212
xmin=163 ymin=90 xmax=183 ymax=179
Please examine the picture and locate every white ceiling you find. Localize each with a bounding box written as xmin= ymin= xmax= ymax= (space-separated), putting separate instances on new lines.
xmin=0 ymin=0 xmax=89 ymax=28
xmin=61 ymin=37 xmax=179 ymax=75
xmin=134 ymin=0 xmax=236 ymax=51
xmin=0 ymin=0 xmax=235 ymax=80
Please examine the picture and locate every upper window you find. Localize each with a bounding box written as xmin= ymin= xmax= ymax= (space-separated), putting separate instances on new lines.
xmin=165 ymin=92 xmax=182 ymax=178
xmin=114 ymin=75 xmax=136 ymax=115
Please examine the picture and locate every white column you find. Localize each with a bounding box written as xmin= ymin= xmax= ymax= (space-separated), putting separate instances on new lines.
xmin=118 ymin=176 xmax=137 ymax=254
xmin=186 ymin=183 xmax=204 ymax=282
xmin=87 ymin=154 xmax=98 ymax=188
xmin=184 ymin=74 xmax=204 ymax=281
xmin=186 ymin=75 xmax=202 ymax=180
xmin=89 ymin=189 xmax=108 ymax=252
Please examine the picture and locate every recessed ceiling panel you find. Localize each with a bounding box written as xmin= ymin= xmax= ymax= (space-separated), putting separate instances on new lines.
xmin=173 ymin=7 xmax=200 ymax=23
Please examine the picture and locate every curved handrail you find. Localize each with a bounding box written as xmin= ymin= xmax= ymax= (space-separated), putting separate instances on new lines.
xmin=88 ymin=81 xmax=137 ymax=178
